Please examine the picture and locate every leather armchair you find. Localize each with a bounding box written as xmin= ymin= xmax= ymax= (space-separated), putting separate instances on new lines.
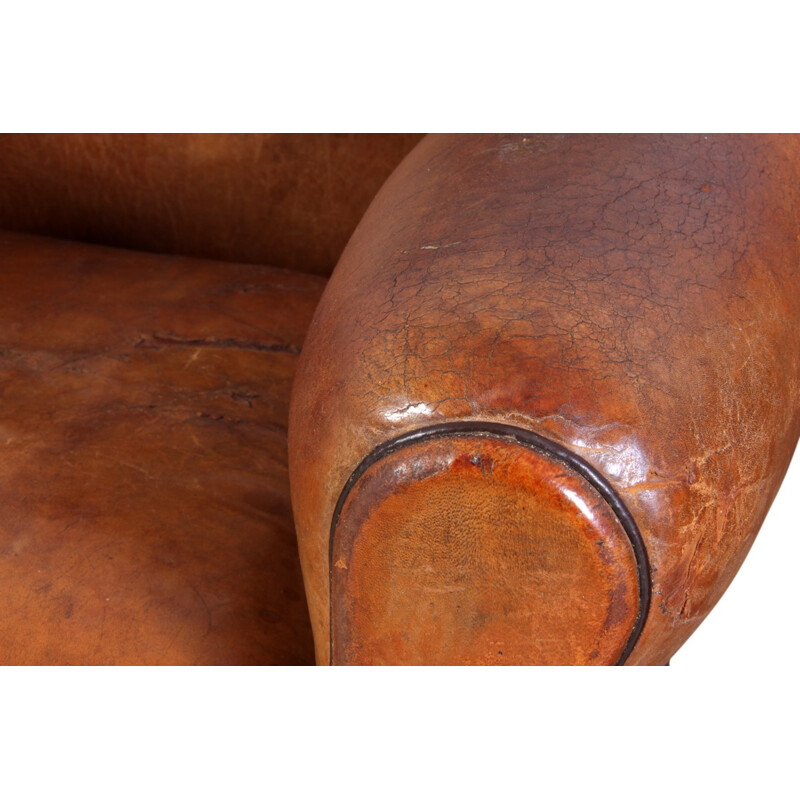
xmin=1 ymin=133 xmax=797 ymax=665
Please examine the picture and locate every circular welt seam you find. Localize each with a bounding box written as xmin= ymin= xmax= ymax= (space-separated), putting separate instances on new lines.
xmin=329 ymin=421 xmax=652 ymax=666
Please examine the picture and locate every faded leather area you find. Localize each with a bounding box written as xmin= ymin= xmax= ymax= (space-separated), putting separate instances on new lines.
xmin=0 ymin=231 xmax=324 ymax=664
xmin=0 ymin=133 xmax=423 ymax=277
xmin=290 ymin=134 xmax=800 ymax=665
xmin=332 ymin=434 xmax=640 ymax=665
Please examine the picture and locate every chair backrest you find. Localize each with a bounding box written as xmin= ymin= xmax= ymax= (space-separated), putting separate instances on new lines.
xmin=0 ymin=133 xmax=422 ymax=276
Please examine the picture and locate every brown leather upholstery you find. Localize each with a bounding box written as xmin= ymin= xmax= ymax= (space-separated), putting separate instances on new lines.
xmin=290 ymin=133 xmax=800 ymax=665
xmin=0 ymin=231 xmax=323 ymax=664
xmin=0 ymin=133 xmax=422 ymax=276
xmin=4 ymin=133 xmax=798 ymax=665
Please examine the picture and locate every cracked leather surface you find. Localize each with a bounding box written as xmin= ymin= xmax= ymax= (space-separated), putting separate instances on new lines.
xmin=0 ymin=134 xmax=422 ymax=277
xmin=290 ymin=133 xmax=800 ymax=665
xmin=0 ymin=231 xmax=324 ymax=664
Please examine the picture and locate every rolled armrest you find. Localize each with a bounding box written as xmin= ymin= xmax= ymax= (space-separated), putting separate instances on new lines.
xmin=289 ymin=133 xmax=800 ymax=665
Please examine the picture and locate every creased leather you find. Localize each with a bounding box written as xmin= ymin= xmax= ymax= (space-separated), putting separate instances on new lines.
xmin=290 ymin=134 xmax=800 ymax=665
xmin=0 ymin=231 xmax=325 ymax=664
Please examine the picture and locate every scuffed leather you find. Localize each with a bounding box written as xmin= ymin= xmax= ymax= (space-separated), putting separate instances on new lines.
xmin=290 ymin=134 xmax=800 ymax=665
xmin=0 ymin=231 xmax=325 ymax=664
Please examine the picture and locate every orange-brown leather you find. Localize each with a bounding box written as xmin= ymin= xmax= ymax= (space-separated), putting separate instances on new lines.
xmin=0 ymin=133 xmax=422 ymax=277
xmin=332 ymin=435 xmax=640 ymax=665
xmin=0 ymin=230 xmax=324 ymax=664
xmin=290 ymin=134 xmax=800 ymax=665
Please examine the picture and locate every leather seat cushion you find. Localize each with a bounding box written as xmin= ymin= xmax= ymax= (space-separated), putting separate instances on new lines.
xmin=0 ymin=231 xmax=324 ymax=664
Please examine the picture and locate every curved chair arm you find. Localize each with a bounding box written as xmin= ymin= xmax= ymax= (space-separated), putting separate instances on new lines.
xmin=288 ymin=134 xmax=800 ymax=665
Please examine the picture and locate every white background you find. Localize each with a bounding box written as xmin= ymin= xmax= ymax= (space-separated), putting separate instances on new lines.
xmin=3 ymin=1 xmax=798 ymax=797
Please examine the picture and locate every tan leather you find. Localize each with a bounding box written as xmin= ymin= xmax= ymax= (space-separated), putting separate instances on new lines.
xmin=4 ymin=133 xmax=798 ymax=666
xmin=332 ymin=434 xmax=641 ymax=665
xmin=0 ymin=231 xmax=324 ymax=664
xmin=0 ymin=133 xmax=422 ymax=276
xmin=289 ymin=134 xmax=800 ymax=665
